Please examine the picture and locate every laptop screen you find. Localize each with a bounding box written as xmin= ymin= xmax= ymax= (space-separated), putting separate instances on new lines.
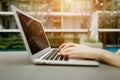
xmin=17 ymin=12 xmax=49 ymax=55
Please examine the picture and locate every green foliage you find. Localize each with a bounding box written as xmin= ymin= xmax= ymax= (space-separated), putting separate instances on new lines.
xmin=85 ymin=39 xmax=97 ymax=43
xmin=48 ymin=36 xmax=80 ymax=48
xmin=0 ymin=38 xmax=25 ymax=50
xmin=0 ymin=36 xmax=80 ymax=50
xmin=48 ymin=36 xmax=64 ymax=48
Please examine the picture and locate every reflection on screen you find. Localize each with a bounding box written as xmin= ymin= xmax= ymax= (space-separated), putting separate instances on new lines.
xmin=17 ymin=12 xmax=49 ymax=55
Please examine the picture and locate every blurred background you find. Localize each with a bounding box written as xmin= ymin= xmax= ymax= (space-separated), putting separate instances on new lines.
xmin=0 ymin=0 xmax=120 ymax=52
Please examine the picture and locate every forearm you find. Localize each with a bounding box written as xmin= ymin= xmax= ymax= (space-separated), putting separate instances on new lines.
xmin=95 ymin=48 xmax=120 ymax=67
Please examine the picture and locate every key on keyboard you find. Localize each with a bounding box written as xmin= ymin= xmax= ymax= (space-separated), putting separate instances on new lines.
xmin=42 ymin=49 xmax=68 ymax=61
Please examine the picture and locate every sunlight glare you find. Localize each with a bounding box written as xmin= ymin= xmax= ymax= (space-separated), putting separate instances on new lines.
xmin=67 ymin=0 xmax=73 ymax=4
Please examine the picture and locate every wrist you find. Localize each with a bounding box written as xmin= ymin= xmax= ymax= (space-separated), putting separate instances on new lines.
xmin=91 ymin=48 xmax=104 ymax=60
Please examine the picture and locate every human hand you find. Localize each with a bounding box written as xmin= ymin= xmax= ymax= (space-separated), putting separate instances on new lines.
xmin=57 ymin=43 xmax=99 ymax=60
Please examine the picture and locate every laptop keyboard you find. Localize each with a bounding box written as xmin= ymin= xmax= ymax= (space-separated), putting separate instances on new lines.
xmin=42 ymin=49 xmax=68 ymax=61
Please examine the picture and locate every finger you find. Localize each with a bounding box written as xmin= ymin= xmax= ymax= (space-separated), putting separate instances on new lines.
xmin=59 ymin=47 xmax=74 ymax=55
xmin=57 ymin=43 xmax=67 ymax=55
xmin=57 ymin=52 xmax=69 ymax=60
xmin=65 ymin=55 xmax=69 ymax=60
xmin=57 ymin=43 xmax=67 ymax=51
xmin=69 ymin=54 xmax=81 ymax=59
xmin=57 ymin=43 xmax=76 ymax=56
xmin=59 ymin=49 xmax=83 ymax=59
xmin=60 ymin=43 xmax=75 ymax=52
xmin=57 ymin=43 xmax=74 ymax=54
xmin=57 ymin=47 xmax=70 ymax=55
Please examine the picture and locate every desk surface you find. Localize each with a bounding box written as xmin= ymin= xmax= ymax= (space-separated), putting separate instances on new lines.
xmin=0 ymin=52 xmax=120 ymax=80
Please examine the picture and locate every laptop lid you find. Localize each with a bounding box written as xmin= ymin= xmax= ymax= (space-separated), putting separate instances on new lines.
xmin=11 ymin=5 xmax=51 ymax=60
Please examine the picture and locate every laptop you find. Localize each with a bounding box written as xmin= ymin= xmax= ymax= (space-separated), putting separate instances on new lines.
xmin=11 ymin=5 xmax=99 ymax=66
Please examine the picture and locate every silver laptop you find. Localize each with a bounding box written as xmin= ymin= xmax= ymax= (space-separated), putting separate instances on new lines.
xmin=11 ymin=5 xmax=99 ymax=66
